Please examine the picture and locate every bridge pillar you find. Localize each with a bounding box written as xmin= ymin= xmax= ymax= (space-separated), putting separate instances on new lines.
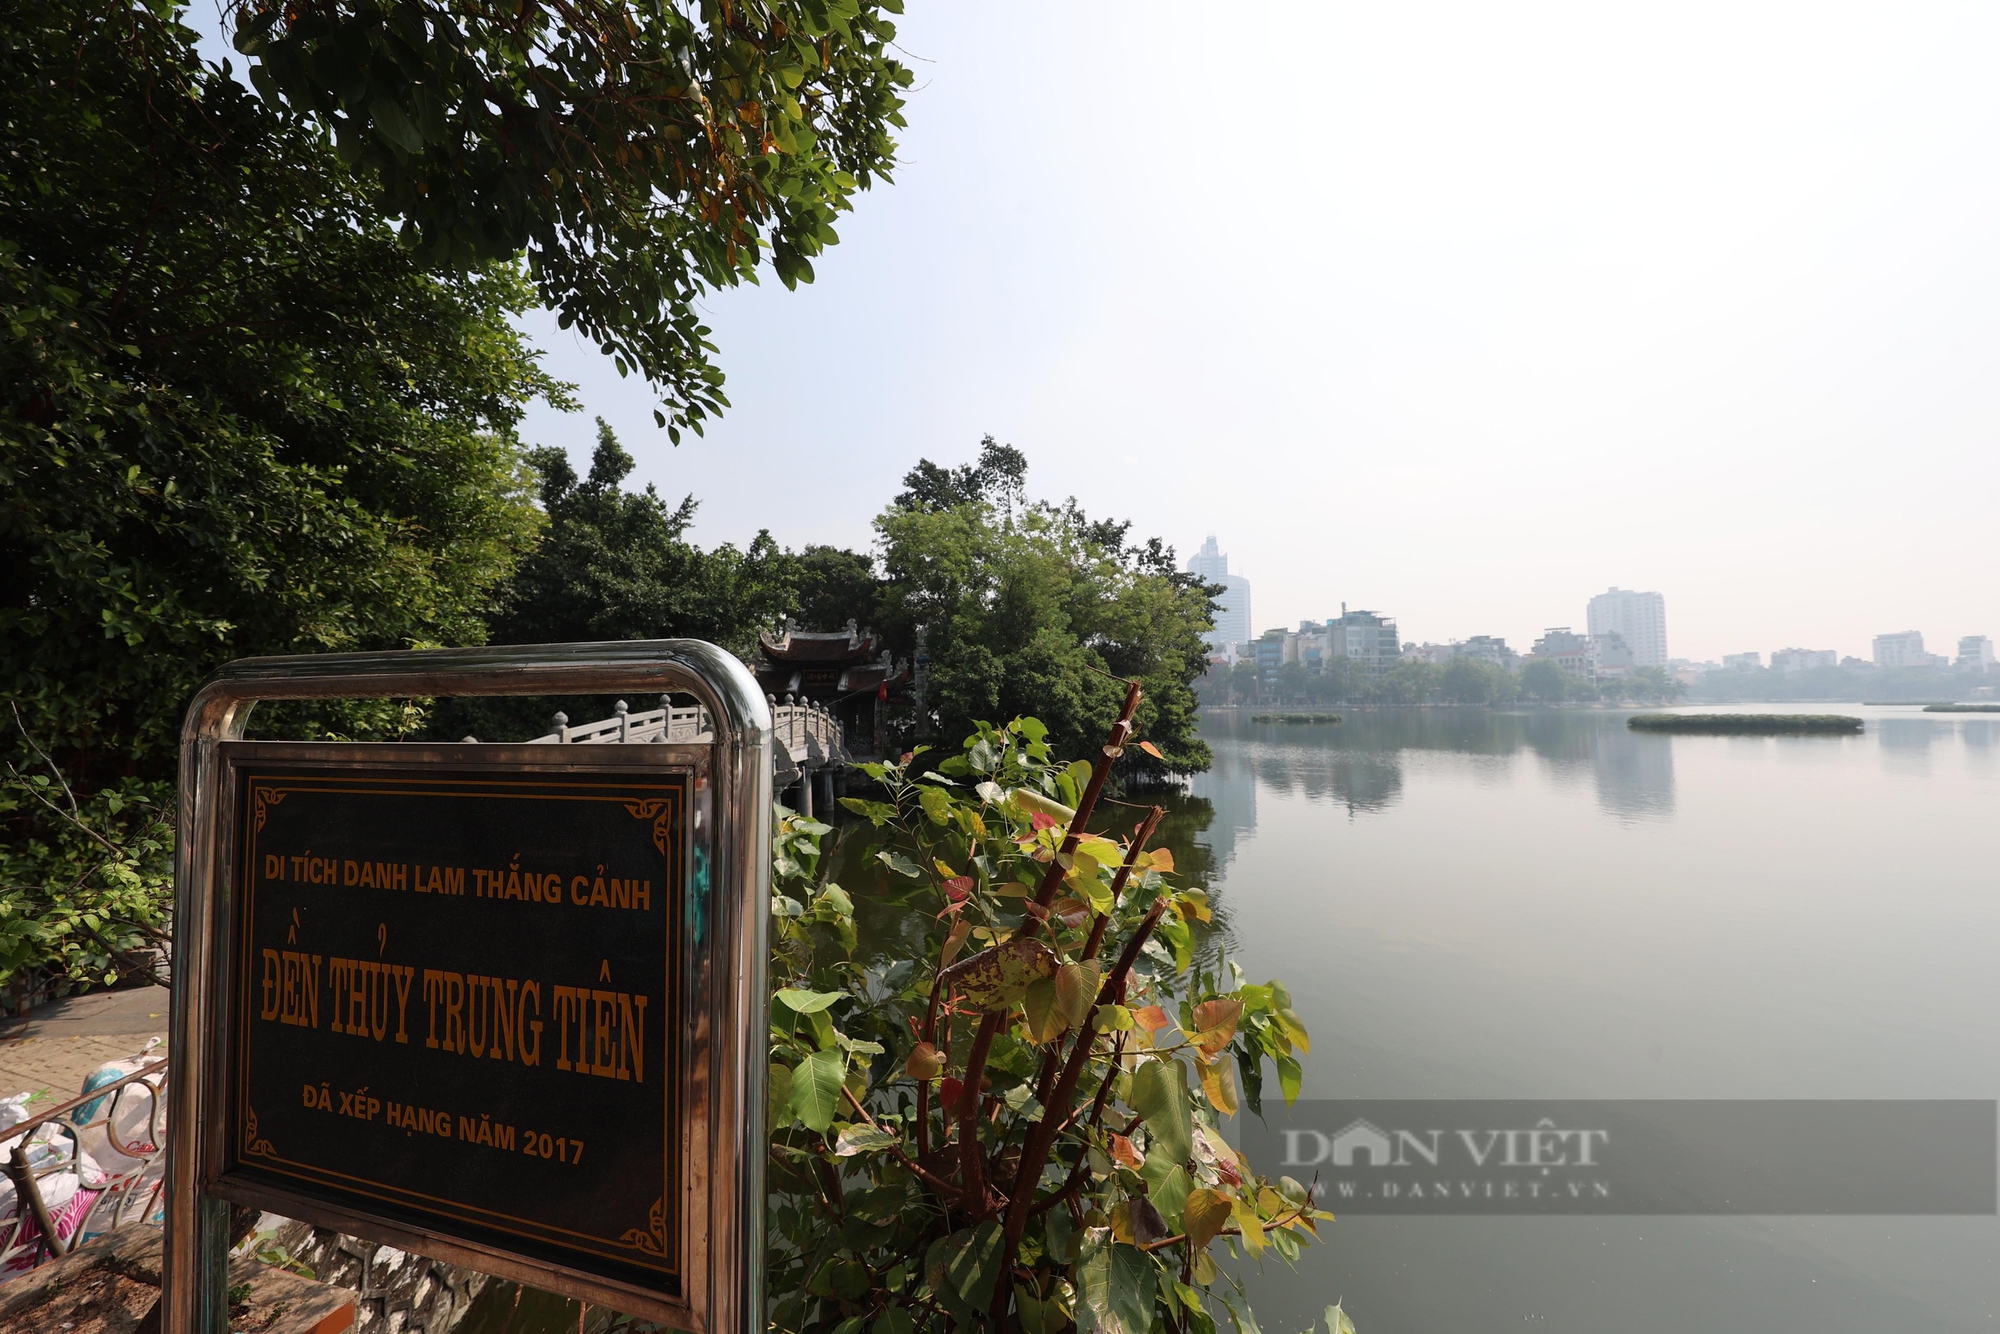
xmin=798 ymin=767 xmax=815 ymax=819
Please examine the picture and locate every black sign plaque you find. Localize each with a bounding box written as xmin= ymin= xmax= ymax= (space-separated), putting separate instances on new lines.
xmin=222 ymin=758 xmax=690 ymax=1294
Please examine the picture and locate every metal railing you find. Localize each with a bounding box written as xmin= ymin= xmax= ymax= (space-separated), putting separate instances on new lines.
xmin=528 ymin=696 xmax=844 ymax=763
xmin=0 ymin=1057 xmax=169 ymax=1273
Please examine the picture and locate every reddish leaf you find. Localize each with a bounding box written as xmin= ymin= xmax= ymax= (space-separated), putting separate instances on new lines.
xmin=940 ymin=919 xmax=973 ymax=967
xmin=1131 ymin=1005 xmax=1173 ymax=1033
xmin=1191 ymin=998 xmax=1243 ymax=1057
xmin=906 ymin=1041 xmax=945 ymax=1081
xmin=1051 ymin=897 xmax=1092 ymax=930
xmin=1137 ymin=740 xmax=1166 ymax=761
xmin=942 ymin=875 xmax=974 ymax=902
xmin=1029 ymin=810 xmax=1057 ymax=832
xmin=940 ymin=1076 xmax=964 ymax=1110
xmin=1109 ymin=1132 xmax=1144 ymax=1169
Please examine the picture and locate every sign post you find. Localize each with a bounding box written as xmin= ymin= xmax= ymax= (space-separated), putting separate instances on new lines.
xmin=165 ymin=641 xmax=771 ymax=1334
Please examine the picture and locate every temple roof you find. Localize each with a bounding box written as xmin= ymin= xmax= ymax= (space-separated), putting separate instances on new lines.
xmin=759 ymin=619 xmax=879 ymax=663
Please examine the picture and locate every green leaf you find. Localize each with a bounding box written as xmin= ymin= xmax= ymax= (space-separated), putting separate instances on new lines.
xmin=368 ymin=95 xmax=424 ymax=153
xmin=775 ymin=988 xmax=843 ymax=1014
xmin=1325 ymin=1303 xmax=1357 ymax=1334
xmin=790 ymin=1048 xmax=844 ymax=1132
xmin=872 ymin=1310 xmax=916 ymax=1334
xmin=1219 ymin=1295 xmax=1263 ymax=1334
xmin=1055 ymin=961 xmax=1102 ymax=1029
xmin=1128 ymin=1059 xmax=1193 ymax=1164
xmin=832 ymin=1122 xmax=900 ymax=1156
xmin=1078 ymin=1231 xmax=1157 ymax=1334
xmin=1079 ymin=874 xmax=1115 ymax=915
xmin=877 ymin=849 xmax=923 ymax=878
xmin=1021 ymin=977 xmax=1066 ymax=1044
xmin=1056 ymin=759 xmax=1093 ymax=806
xmin=840 ymin=797 xmax=897 ymax=825
xmin=1237 ymin=1051 xmax=1265 ymax=1118
xmin=767 ymin=1062 xmax=793 ymax=1125
xmin=1276 ymin=1052 xmax=1304 ymax=1105
xmin=937 ymin=1222 xmax=1005 ymax=1313
xmin=1151 ymin=1163 xmax=1192 ymax=1228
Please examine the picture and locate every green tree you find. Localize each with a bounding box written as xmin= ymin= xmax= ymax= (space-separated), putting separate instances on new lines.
xmin=230 ymin=0 xmax=913 ymax=438
xmin=1440 ymin=657 xmax=1517 ymax=705
xmin=1229 ymin=659 xmax=1261 ymax=705
xmin=426 ymin=419 xmax=807 ymax=741
xmin=1275 ymin=661 xmax=1310 ymax=704
xmin=786 ymin=544 xmax=886 ymax=637
xmin=1311 ymin=654 xmax=1367 ymax=705
xmin=1 ymin=0 xmax=563 ymax=982
xmin=487 ymin=420 xmax=795 ymax=650
xmin=1520 ymin=659 xmax=1568 ymax=704
xmin=1626 ymin=665 xmax=1685 ymax=704
xmin=868 ymin=445 xmax=1215 ymax=776
xmin=1372 ymin=659 xmax=1440 ymax=706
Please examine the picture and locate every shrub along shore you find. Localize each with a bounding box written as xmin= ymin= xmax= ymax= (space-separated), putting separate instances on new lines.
xmin=1629 ymin=714 xmax=1863 ymax=734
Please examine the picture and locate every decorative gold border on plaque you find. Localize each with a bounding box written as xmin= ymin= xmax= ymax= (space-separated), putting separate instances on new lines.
xmin=619 ymin=1196 xmax=669 ymax=1256
xmin=252 ymin=787 xmax=286 ymax=832
xmin=243 ymin=1105 xmax=278 ymax=1160
xmin=623 ymin=799 xmax=672 ymax=854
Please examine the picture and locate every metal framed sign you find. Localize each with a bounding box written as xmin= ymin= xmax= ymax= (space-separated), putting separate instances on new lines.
xmin=166 ymin=643 xmax=770 ymax=1334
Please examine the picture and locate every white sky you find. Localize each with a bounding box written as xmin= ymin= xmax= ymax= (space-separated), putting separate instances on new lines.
xmin=206 ymin=3 xmax=2000 ymax=662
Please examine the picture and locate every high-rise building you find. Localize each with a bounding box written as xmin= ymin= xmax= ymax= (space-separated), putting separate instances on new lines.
xmin=1591 ymin=632 xmax=1635 ymax=676
xmin=1721 ymin=652 xmax=1762 ymax=671
xmin=1586 ymin=588 xmax=1669 ymax=668
xmin=1770 ymin=648 xmax=1837 ymax=673
xmin=1329 ymin=607 xmax=1401 ymax=675
xmin=1253 ymin=627 xmax=1292 ymax=683
xmin=1958 ymin=635 xmax=1996 ymax=671
xmin=1533 ymin=627 xmax=1598 ymax=679
xmin=1186 ymin=536 xmax=1252 ymax=651
xmin=1873 ymin=631 xmax=1948 ymax=668
xmin=1457 ymin=636 xmax=1517 ymax=670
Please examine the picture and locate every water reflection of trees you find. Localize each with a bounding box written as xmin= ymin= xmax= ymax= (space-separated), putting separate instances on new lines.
xmin=1197 ymin=709 xmax=1677 ymax=824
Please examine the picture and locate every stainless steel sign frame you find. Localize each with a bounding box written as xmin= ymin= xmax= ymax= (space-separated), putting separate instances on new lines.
xmin=165 ymin=642 xmax=771 ymax=1334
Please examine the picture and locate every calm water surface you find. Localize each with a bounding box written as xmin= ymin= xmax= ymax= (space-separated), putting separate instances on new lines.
xmin=1186 ymin=705 xmax=2000 ymax=1333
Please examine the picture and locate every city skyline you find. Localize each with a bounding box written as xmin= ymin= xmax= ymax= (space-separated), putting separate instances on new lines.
xmin=1194 ymin=541 xmax=1983 ymax=668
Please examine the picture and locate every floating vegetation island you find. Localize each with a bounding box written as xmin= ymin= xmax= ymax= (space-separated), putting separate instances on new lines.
xmin=1924 ymin=703 xmax=2000 ymax=713
xmin=1253 ymin=713 xmax=1343 ymax=724
xmin=1629 ymin=713 xmax=1862 ymax=735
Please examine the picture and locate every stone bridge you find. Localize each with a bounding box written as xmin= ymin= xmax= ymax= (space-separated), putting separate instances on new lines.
xmin=528 ymin=694 xmax=848 ymax=816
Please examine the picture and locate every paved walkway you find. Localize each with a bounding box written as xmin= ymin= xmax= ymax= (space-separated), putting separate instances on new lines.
xmin=0 ymin=987 xmax=169 ymax=1102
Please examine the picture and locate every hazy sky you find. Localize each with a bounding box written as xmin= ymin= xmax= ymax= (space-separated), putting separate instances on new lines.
xmin=203 ymin=4 xmax=2000 ymax=661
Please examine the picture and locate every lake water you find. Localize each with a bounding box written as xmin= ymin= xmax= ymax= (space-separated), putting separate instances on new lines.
xmin=1187 ymin=705 xmax=2000 ymax=1334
